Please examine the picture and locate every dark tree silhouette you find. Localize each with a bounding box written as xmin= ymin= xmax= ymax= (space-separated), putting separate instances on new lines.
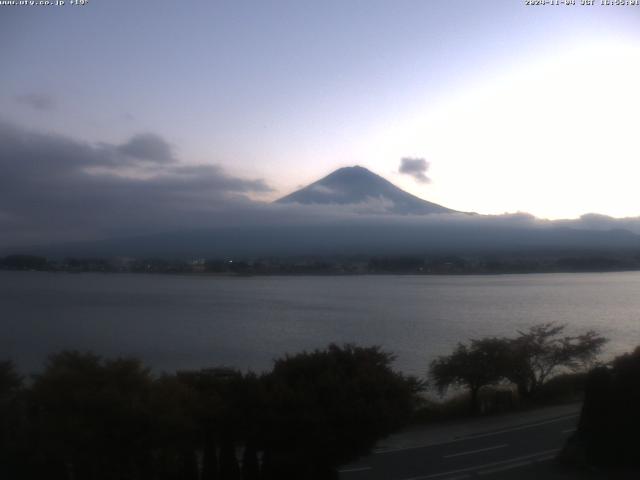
xmin=0 ymin=360 xmax=22 ymax=396
xmin=561 ymin=346 xmax=640 ymax=468
xmin=431 ymin=324 xmax=607 ymax=412
xmin=0 ymin=360 xmax=24 ymax=479
xmin=505 ymin=323 xmax=607 ymax=398
xmin=148 ymin=374 xmax=200 ymax=480
xmin=29 ymin=351 xmax=156 ymax=480
xmin=430 ymin=337 xmax=510 ymax=413
xmin=175 ymin=368 xmax=265 ymax=480
xmin=261 ymin=344 xmax=421 ymax=479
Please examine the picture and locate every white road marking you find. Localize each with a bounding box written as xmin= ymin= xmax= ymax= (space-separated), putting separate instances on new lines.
xmin=338 ymin=466 xmax=372 ymax=473
xmin=561 ymin=428 xmax=576 ymax=434
xmin=478 ymin=453 xmax=556 ymax=475
xmin=533 ymin=454 xmax=557 ymax=462
xmin=443 ymin=444 xmax=508 ymax=459
xmin=400 ymin=448 xmax=559 ymax=480
xmin=376 ymin=414 xmax=578 ymax=454
xmin=455 ymin=415 xmax=578 ymax=442
xmin=477 ymin=460 xmax=531 ymax=475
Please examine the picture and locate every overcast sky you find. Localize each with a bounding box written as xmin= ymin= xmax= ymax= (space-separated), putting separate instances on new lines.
xmin=1 ymin=0 xmax=640 ymax=246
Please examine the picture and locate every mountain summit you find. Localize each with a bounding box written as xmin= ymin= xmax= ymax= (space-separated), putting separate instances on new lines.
xmin=276 ymin=166 xmax=455 ymax=215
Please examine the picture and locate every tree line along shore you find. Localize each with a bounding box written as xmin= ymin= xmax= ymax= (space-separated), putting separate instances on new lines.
xmin=4 ymin=252 xmax=640 ymax=275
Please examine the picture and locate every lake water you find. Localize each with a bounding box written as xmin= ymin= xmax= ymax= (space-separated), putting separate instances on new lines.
xmin=2 ymin=271 xmax=639 ymax=376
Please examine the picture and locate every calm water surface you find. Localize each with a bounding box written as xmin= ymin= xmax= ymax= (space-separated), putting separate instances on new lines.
xmin=2 ymin=271 xmax=639 ymax=375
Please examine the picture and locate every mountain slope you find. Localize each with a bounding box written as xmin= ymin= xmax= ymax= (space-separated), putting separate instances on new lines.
xmin=17 ymin=223 xmax=640 ymax=259
xmin=276 ymin=166 xmax=456 ymax=214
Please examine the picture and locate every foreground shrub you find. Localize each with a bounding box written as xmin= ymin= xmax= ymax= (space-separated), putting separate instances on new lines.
xmin=0 ymin=345 xmax=421 ymax=480
xmin=561 ymin=346 xmax=640 ymax=468
xmin=260 ymin=344 xmax=423 ymax=479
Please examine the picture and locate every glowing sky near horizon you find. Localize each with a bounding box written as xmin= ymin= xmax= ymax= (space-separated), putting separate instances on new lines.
xmin=2 ymin=0 xmax=639 ymax=219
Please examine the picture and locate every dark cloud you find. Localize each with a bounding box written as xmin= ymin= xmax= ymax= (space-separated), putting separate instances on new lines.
xmin=117 ymin=133 xmax=176 ymax=163
xmin=0 ymin=120 xmax=271 ymax=246
xmin=2 ymin=120 xmax=640 ymax=252
xmin=14 ymin=93 xmax=56 ymax=111
xmin=399 ymin=157 xmax=431 ymax=183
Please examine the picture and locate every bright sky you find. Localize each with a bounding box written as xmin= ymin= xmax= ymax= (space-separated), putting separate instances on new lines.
xmin=2 ymin=0 xmax=639 ymax=219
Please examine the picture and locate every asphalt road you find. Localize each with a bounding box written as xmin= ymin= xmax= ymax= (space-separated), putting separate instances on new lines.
xmin=339 ymin=411 xmax=579 ymax=480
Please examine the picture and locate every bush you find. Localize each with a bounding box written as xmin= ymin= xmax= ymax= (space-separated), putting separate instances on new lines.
xmin=534 ymin=372 xmax=587 ymax=405
xmin=563 ymin=346 xmax=640 ymax=468
xmin=0 ymin=345 xmax=422 ymax=480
